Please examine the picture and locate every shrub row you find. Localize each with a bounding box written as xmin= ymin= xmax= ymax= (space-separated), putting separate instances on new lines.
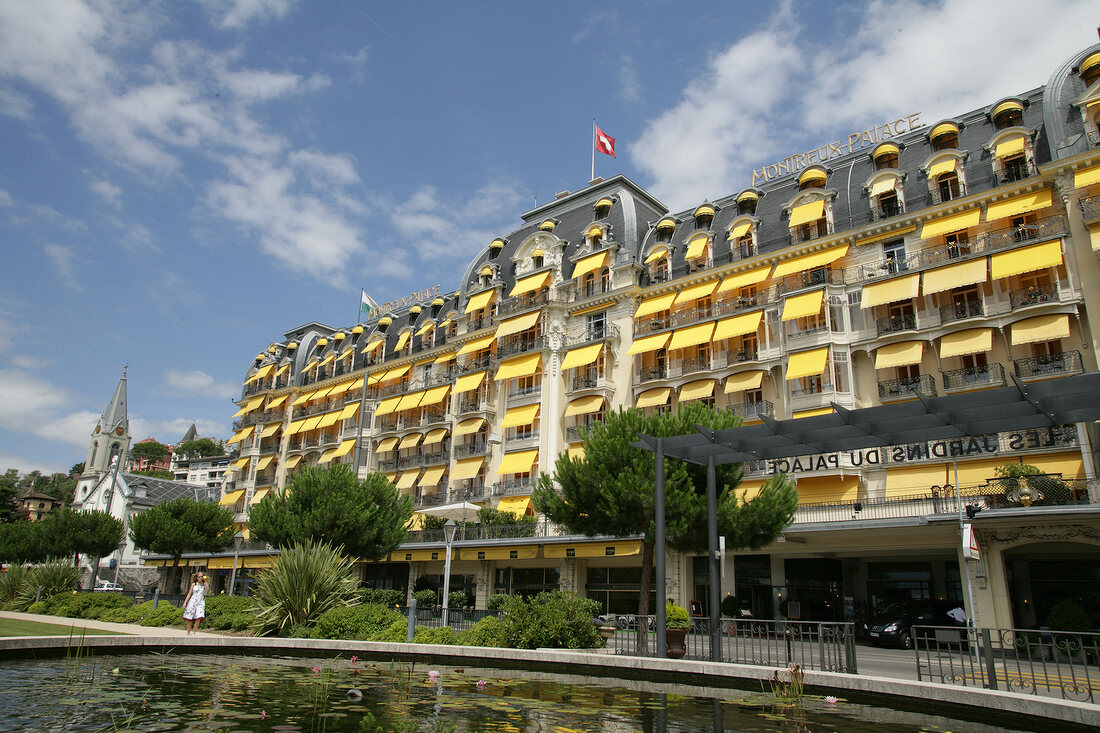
xmin=24 ymin=591 xmax=257 ymax=631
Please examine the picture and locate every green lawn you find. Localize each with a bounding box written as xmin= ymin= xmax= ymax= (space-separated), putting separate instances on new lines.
xmin=0 ymin=618 xmax=129 ymax=637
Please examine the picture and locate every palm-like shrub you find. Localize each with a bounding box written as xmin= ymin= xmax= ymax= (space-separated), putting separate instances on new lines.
xmin=0 ymin=564 xmax=27 ymax=607
xmin=12 ymin=561 xmax=81 ymax=610
xmin=251 ymin=539 xmax=359 ymax=636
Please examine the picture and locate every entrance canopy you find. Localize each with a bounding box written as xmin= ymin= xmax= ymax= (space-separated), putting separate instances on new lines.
xmin=635 ymin=372 xmax=1100 ymax=465
xmin=415 ymin=502 xmax=482 ymax=522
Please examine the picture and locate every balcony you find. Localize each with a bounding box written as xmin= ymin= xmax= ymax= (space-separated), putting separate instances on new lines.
xmin=928 ymin=182 xmax=967 ymax=206
xmin=565 ymin=323 xmax=620 ymax=348
xmin=452 ymin=481 xmax=488 ymax=503
xmin=466 ymin=313 xmax=496 ymax=332
xmin=508 ymin=381 xmax=541 ymax=399
xmin=938 ymin=299 xmax=983 ymax=324
xmin=301 ymin=436 xmax=320 ymax=448
xmin=571 ymin=373 xmax=606 ymax=391
xmin=575 ymin=280 xmax=612 ymax=300
xmin=457 ymin=397 xmax=489 ymax=414
xmin=675 ymin=356 xmax=711 ymax=375
xmin=1080 ymin=195 xmax=1100 ymax=222
xmin=1089 ymin=131 xmax=1100 ymax=149
xmin=492 ymin=478 xmax=536 ymax=497
xmin=377 ymin=457 xmax=398 ymax=471
xmin=878 ymin=374 xmax=936 ymax=401
xmin=1009 ymin=284 xmax=1059 ymax=310
xmin=416 ymin=492 xmax=448 ymax=508
xmin=565 ymin=424 xmax=600 ymax=442
xmin=789 ymin=220 xmax=833 ymax=245
xmin=995 ymin=160 xmax=1037 ymax=186
xmin=869 ymin=199 xmax=904 ymax=221
xmin=942 ymin=363 xmax=1006 ymax=392
xmin=454 ymin=440 xmax=486 ymax=458
xmin=775 ymin=267 xmax=843 ymax=296
xmin=495 ymin=334 xmax=550 ymax=359
xmin=1014 ymin=351 xmax=1083 ymax=380
xmin=458 ymin=355 xmax=492 ymax=373
xmin=497 ymin=289 xmax=561 ymax=317
xmin=636 ymin=366 xmax=668 ymax=383
xmin=876 ymin=313 xmax=917 ymax=336
xmin=633 ymin=314 xmax=672 ymax=337
xmin=726 ymin=400 xmax=773 ymax=421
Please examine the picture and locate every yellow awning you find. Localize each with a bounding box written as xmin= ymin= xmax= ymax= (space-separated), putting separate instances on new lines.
xmin=396 ymin=471 xmax=420 ymax=490
xmin=318 ymin=354 xmax=337 ymax=369
xmin=679 ymin=379 xmax=714 ymax=402
xmin=993 ymin=99 xmax=1024 ymax=118
xmin=644 ymin=246 xmax=668 ymax=264
xmin=361 ymin=338 xmax=384 ymax=354
xmin=496 ymin=310 xmax=541 ymax=338
xmin=694 ymin=204 xmax=715 ymax=217
xmin=374 ymin=396 xmax=401 ymax=417
xmin=338 ymin=403 xmax=360 ymax=419
xmin=259 ymin=422 xmax=281 ymax=438
xmin=226 ymin=425 xmax=254 ymax=445
xmin=219 ymin=489 xmax=245 ymax=506
xmin=666 ymin=321 xmax=715 ymax=352
xmin=1010 ymin=314 xmax=1070 ymax=345
xmin=298 ymin=415 xmax=322 ymax=432
xmin=931 ymin=122 xmax=959 ymax=140
xmin=267 ymin=394 xmax=288 ymax=409
xmin=497 ymin=497 xmax=532 ymax=517
xmin=495 ymin=354 xmax=541 ymax=381
xmin=376 ymin=436 xmax=399 ymax=452
xmin=990 ymin=239 xmax=1062 ymax=279
xmin=509 ymin=271 xmax=551 ymax=297
xmin=572 ymin=251 xmax=609 ymax=279
xmin=921 ymin=258 xmax=988 ymax=295
xmin=728 ymin=220 xmax=752 ymax=239
xmin=231 ymin=395 xmax=265 ymax=418
xmin=423 ymin=427 xmax=448 ymax=445
xmin=786 ymin=347 xmax=829 ymax=380
xmin=869 ymin=177 xmax=897 ymax=196
xmin=874 ymin=341 xmax=924 ymax=370
xmin=861 ymin=274 xmax=920 ymax=309
xmin=781 ymin=289 xmax=824 ymax=321
xmin=465 ymin=288 xmax=496 ymax=313
xmin=330 ymin=439 xmax=354 ymax=459
xmin=636 ymin=387 xmax=671 ymax=408
xmin=419 ymin=385 xmax=450 ymax=407
xmin=273 ymin=364 xmax=289 ymax=379
xmin=284 ymin=419 xmax=307 ymax=435
xmin=310 ymin=386 xmax=334 ymax=401
xmin=302 ymin=359 xmax=318 ymax=372
xmin=567 ymin=444 xmax=585 ymax=461
xmin=673 ymin=279 xmax=718 ymax=305
xmin=920 ymin=209 xmax=981 ymax=239
xmin=318 ymin=447 xmax=339 ymax=463
xmin=929 ymin=158 xmax=958 ymax=177
xmin=712 ymin=311 xmax=762 ymax=341
xmin=244 ymin=364 xmax=273 ymax=385
xmin=453 ymin=371 xmax=486 ymax=394
xmin=452 ymin=457 xmax=484 ymax=479
xmin=254 ymin=455 xmax=274 ymax=471
xmin=656 ymin=217 xmax=677 ymax=230
xmin=724 ymin=370 xmax=765 ymax=393
xmin=995 ymin=136 xmax=1025 ymax=158
xmin=392 ymin=332 xmax=410 ymax=351
xmin=384 ymin=471 xmax=398 ymax=484
xmin=635 ymin=292 xmax=676 ymax=317
xmin=284 ymin=454 xmax=302 ymax=469
xmin=458 ymin=546 xmax=538 ymax=561
xmin=564 ymin=395 xmax=604 ymax=417
xmin=232 ymin=456 xmax=251 ymax=469
xmin=788 ymin=200 xmax=825 ymax=228
xmin=561 ymin=343 xmax=603 ymax=370
xmin=433 ymin=351 xmax=455 ymax=364
xmin=497 ymin=449 xmax=538 ymax=475
xmin=316 ymin=411 xmax=342 ymax=429
xmin=454 ymin=417 xmax=484 ymax=436
xmin=415 ymin=322 xmax=434 ymax=337
xmin=685 ymin=235 xmax=709 ymax=260
xmin=399 ymin=432 xmax=422 ymax=449
xmin=250 ymin=488 xmax=271 ymax=505
xmin=793 ymin=407 xmax=834 ymax=419
xmin=377 ymin=364 xmax=411 ymax=384
xmin=717 ymin=266 xmax=772 ymax=293
xmin=501 ymin=403 xmax=540 ymax=429
xmin=873 ymin=142 xmax=900 ymax=159
xmin=986 ymin=189 xmax=1052 ymax=223
xmin=419 ymin=465 xmax=447 ymax=487
xmin=395 ymin=391 xmax=425 ymax=411
xmin=1073 ymin=164 xmax=1100 ymax=188
xmin=772 ymin=245 xmax=848 ymax=278
xmin=796 ymin=476 xmax=859 ymax=504
xmin=940 ymin=328 xmax=993 ymax=358
xmin=457 ymin=334 xmax=496 ymax=355
xmin=545 ymin=541 xmax=641 ymax=559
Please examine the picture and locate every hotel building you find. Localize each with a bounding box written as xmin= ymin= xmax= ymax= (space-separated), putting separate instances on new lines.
xmin=213 ymin=44 xmax=1100 ymax=631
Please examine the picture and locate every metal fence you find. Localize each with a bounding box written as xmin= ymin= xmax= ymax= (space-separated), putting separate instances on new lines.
xmin=914 ymin=625 xmax=1100 ymax=703
xmin=398 ymin=605 xmax=500 ymax=631
xmin=604 ymin=616 xmax=857 ymax=673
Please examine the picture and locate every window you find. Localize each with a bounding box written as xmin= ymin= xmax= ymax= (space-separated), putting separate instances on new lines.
xmin=847 ymin=291 xmax=864 ymax=332
xmin=937 ymin=172 xmax=961 ymax=202
xmin=994 ymin=107 xmax=1023 ymax=130
xmin=595 ymin=198 xmax=612 ymax=220
xmin=947 ymin=285 xmax=981 ymax=320
xmin=875 ymin=151 xmax=899 ymax=170
xmin=656 ymin=220 xmax=675 ymax=243
xmin=945 ymin=231 xmax=970 ymax=258
xmin=735 ymin=334 xmax=757 ymax=362
xmin=897 ymin=364 xmax=920 ymax=381
xmin=931 ymin=130 xmax=959 ymax=151
xmin=587 ymin=312 xmax=606 ymax=340
xmin=884 ymin=240 xmax=907 ymax=273
xmin=1011 ymin=214 xmax=1038 ymax=242
xmin=799 ymin=169 xmax=827 ymax=190
xmin=737 ymin=196 xmax=757 ymax=216
xmin=828 ymin=295 xmax=846 ymax=333
xmin=744 ymin=388 xmax=763 ymax=404
xmin=1002 ymin=155 xmax=1028 ymax=183
xmin=961 ymin=352 xmax=987 ymax=371
xmin=694 ymin=206 xmax=714 ymax=229
xmin=878 ymin=190 xmax=901 ymax=218
xmin=653 ymin=257 xmax=669 ymax=282
xmin=833 ymin=350 xmax=850 ymax=393
xmin=532 ymin=254 xmax=544 ymax=268
xmin=1032 ymin=339 xmax=1062 ymax=357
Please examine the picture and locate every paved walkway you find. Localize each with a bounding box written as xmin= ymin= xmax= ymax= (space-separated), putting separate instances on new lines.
xmin=0 ymin=610 xmax=221 ymax=638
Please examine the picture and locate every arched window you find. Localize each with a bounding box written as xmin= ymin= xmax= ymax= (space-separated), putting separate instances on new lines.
xmin=736 ymin=191 xmax=758 ymax=216
xmin=594 ymin=197 xmax=613 ymax=220
xmin=991 ymin=100 xmax=1024 ymax=130
xmin=587 ymin=225 xmax=603 ymax=248
xmin=872 ymin=143 xmax=899 ymax=171
xmin=1081 ymin=51 xmax=1100 ymax=86
xmin=930 ymin=121 xmax=960 ymax=152
xmin=799 ymin=167 xmax=827 ymax=190
xmin=655 ymin=218 xmax=676 ymax=243
xmin=694 ymin=205 xmax=715 ymax=230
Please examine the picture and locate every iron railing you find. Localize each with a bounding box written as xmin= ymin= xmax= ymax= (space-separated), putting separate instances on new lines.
xmin=1009 ymin=284 xmax=1059 ymax=310
xmin=1014 ymin=351 xmax=1083 ymax=380
xmin=453 ymin=441 xmax=486 ymax=457
xmin=995 ymin=160 xmax=1037 ymax=186
xmin=870 ymin=199 xmax=904 ymax=221
xmin=495 ymin=334 xmax=550 ymax=359
xmin=878 ymin=374 xmax=936 ymax=401
xmin=942 ymin=363 xmax=1006 ymax=391
xmin=876 ymin=313 xmax=917 ymax=336
xmin=564 ymin=323 xmax=620 ymax=348
xmin=939 ymin=300 xmax=983 ymax=324
xmin=726 ymin=400 xmax=773 ymax=421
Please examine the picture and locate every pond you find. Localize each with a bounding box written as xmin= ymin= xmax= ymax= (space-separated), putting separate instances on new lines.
xmin=0 ymin=652 xmax=1045 ymax=732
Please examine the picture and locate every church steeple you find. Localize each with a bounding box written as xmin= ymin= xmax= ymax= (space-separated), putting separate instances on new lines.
xmin=83 ymin=368 xmax=131 ymax=476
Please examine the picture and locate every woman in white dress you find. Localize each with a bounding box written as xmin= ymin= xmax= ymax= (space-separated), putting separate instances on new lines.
xmin=182 ymin=572 xmax=209 ymax=635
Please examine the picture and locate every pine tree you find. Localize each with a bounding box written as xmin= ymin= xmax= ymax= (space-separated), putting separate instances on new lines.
xmin=129 ymin=498 xmax=235 ymax=591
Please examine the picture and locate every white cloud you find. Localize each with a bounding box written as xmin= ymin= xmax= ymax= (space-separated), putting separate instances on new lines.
xmin=0 ymin=451 xmax=67 ymax=476
xmin=200 ymin=0 xmax=297 ymax=30
xmin=43 ymin=242 xmax=82 ymax=291
xmin=9 ymin=355 xmax=38 ymax=369
xmin=129 ymin=416 xmax=227 ymax=445
xmin=0 ymin=85 xmax=33 ymax=120
xmin=632 ymin=0 xmax=1098 ymax=211
xmin=164 ymin=369 xmax=239 ymax=400
xmin=90 ymin=179 xmax=122 ymax=207
xmin=0 ymin=189 xmax=12 ymax=207
xmin=618 ymin=55 xmax=641 ymax=104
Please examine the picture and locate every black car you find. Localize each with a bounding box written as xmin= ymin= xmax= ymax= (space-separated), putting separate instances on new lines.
xmin=864 ymin=600 xmax=966 ymax=649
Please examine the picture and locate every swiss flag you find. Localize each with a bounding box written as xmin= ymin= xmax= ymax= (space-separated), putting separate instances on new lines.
xmin=595 ymin=125 xmax=616 ymax=158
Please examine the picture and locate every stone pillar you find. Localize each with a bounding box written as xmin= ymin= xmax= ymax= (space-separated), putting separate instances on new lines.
xmin=406 ymin=562 xmax=424 ymax=605
xmin=977 ymin=541 xmax=1014 ymax=629
xmin=559 ymin=558 xmax=581 ymax=594
xmin=475 ymin=561 xmax=493 ymax=609
xmin=664 ymin=548 xmax=685 ymax=607
xmin=770 ymin=555 xmax=787 ymax=619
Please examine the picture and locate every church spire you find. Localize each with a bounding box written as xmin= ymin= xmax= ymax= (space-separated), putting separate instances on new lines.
xmin=83 ymin=368 xmax=131 ymax=475
xmin=98 ymin=366 xmax=129 ymax=436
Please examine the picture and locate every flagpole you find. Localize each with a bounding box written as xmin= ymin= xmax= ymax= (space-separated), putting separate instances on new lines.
xmin=591 ymin=119 xmax=596 ymax=182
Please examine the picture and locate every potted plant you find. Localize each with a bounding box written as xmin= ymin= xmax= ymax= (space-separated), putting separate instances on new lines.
xmin=1047 ymin=599 xmax=1090 ymax=664
xmin=665 ymin=600 xmax=691 ymax=659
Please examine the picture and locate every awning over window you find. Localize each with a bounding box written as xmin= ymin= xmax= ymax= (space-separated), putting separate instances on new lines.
xmin=920 ymin=209 xmax=981 ymax=239
xmin=284 ymin=419 xmax=307 ymax=436
xmin=567 ymin=444 xmax=585 ymax=460
xmin=219 ymin=490 xmax=245 ymax=506
xmin=232 ymin=456 xmax=251 ymax=469
xmin=717 ymin=265 xmax=772 ymax=293
xmin=244 ymin=364 xmax=273 ymax=385
xmin=509 ymin=270 xmax=551 ymax=297
xmin=928 ymin=158 xmax=957 ymax=177
xmin=457 ymin=334 xmax=496 ymax=355
xmin=986 ymin=189 xmax=1052 ymax=222
xmin=310 ymin=386 xmax=334 ymax=401
xmin=331 ymin=439 xmax=355 ymax=459
xmin=799 ymin=168 xmax=827 ymax=186
xmin=712 ymin=311 xmax=762 ymax=341
xmin=231 ymin=395 xmax=265 ymax=418
xmin=419 ymin=465 xmax=447 ymax=487
xmin=635 ymin=292 xmax=676 ymax=317
xmin=786 ymin=347 xmax=829 ymax=380
xmin=931 ymin=122 xmax=959 ymax=140
xmin=1010 ymin=314 xmax=1070 ymax=345
xmin=626 ymin=331 xmax=671 ymax=356
xmin=781 ymin=289 xmax=824 ymax=321
xmin=861 ymin=274 xmax=920 ymax=309
xmin=673 ymin=279 xmax=718 ymax=305
xmin=361 ymin=338 xmax=384 ymax=354
xmin=874 ymin=341 xmax=924 ymax=370
xmin=376 ymin=436 xmax=399 ymax=452
xmin=644 ymin=246 xmax=668 ymax=264
xmin=869 ymin=177 xmax=897 ymax=197
xmin=419 ymin=385 xmax=450 ymax=408
xmin=572 ymin=251 xmax=609 ymax=279
xmin=374 ymin=396 xmax=401 ymax=417
xmin=497 ymin=449 xmax=538 ymax=475
xmin=453 ymin=371 xmax=486 ymax=394
xmin=922 ymin=258 xmax=988 ymax=295
xmin=254 ymin=455 xmax=274 ymax=472
xmin=724 ymin=370 xmax=765 ymax=393
xmin=316 ymin=411 xmax=342 ymax=429
xmin=273 ymin=364 xmax=289 ymax=379
xmin=284 ymin=454 xmax=302 ymax=469
xmin=227 ymin=425 xmax=254 ymax=445
xmin=561 ymin=343 xmax=603 ymax=370
xmin=668 ymin=322 xmax=716 ymax=350
xmin=679 ymin=379 xmax=715 ymax=402
xmin=500 ymin=403 xmax=540 ymax=429
xmin=990 ymin=239 xmax=1062 ymax=279
xmin=259 ymin=422 xmax=281 ymax=438
xmin=685 ymin=235 xmax=709 ymax=260
xmin=454 ymin=417 xmax=484 ymax=436
xmin=396 ymin=471 xmax=420 ymax=490
xmin=796 ymin=476 xmax=859 ymax=504
xmin=788 ymin=199 xmax=825 ymax=228
xmin=423 ymin=428 xmax=448 ymax=445
xmin=299 ymin=415 xmax=322 ymax=432
xmin=495 ymin=310 xmax=540 ymax=338
xmin=993 ymin=100 xmax=1024 ymax=118
xmin=395 ymin=391 xmax=425 ymax=411
xmin=267 ymin=394 xmax=288 ymax=410
xmin=250 ymin=488 xmax=271 ymax=505
xmin=399 ymin=432 xmax=422 ymax=450
xmin=452 ymin=457 xmax=484 ymax=479
xmin=376 ymin=364 xmax=411 ymax=384
xmin=497 ymin=497 xmax=532 ymax=517
xmin=564 ymin=395 xmax=604 ymax=417
xmin=327 ymin=381 xmax=352 ymax=397
xmin=772 ymin=245 xmax=848 ymax=278
xmin=495 ymin=354 xmax=541 ymax=381
xmin=415 ymin=322 xmax=434 ymax=337
xmin=635 ymin=387 xmax=671 ymax=408
xmin=464 ymin=288 xmax=496 ymax=314
xmin=393 ymin=332 xmax=410 ymax=351
xmin=337 ymin=403 xmax=359 ymax=420
xmin=995 ymin=136 xmax=1025 ymax=159
xmin=545 ymin=541 xmax=641 ymax=559
xmin=1073 ymin=164 xmax=1100 ymax=188
xmin=434 ymin=351 xmax=455 ymax=365
xmin=728 ymin=220 xmax=752 ymax=239
xmin=940 ymin=328 xmax=993 ymax=358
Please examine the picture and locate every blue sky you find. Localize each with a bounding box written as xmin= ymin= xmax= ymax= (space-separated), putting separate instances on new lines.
xmin=0 ymin=0 xmax=1095 ymax=474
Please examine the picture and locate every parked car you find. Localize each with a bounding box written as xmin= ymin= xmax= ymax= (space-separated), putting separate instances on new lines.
xmin=93 ymin=580 xmax=124 ymax=592
xmin=865 ymin=600 xmax=966 ymax=649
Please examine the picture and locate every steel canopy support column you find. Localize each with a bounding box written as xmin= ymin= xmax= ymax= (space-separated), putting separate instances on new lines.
xmin=655 ymin=438 xmax=666 ymax=658
xmin=707 ymin=456 xmax=721 ymax=662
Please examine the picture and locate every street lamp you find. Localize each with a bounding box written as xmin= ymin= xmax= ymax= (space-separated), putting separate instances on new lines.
xmin=441 ymin=519 xmax=457 ymax=627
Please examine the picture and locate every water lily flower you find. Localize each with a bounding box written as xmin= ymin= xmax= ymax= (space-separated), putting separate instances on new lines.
xmin=824 ymin=696 xmax=838 ymax=704
xmin=312 ymin=667 xmax=322 ymax=674
xmin=260 ymin=711 xmax=266 ymax=720
xmin=476 ymin=680 xmax=487 ymax=690
xmin=350 ymin=656 xmax=358 ymax=664
xmin=427 ymin=670 xmax=440 ymax=679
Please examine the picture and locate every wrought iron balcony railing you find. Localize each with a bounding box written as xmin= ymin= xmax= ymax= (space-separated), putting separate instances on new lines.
xmin=876 ymin=313 xmax=917 ymax=336
xmin=495 ymin=334 xmax=550 ymax=359
xmin=1009 ymin=284 xmax=1059 ymax=310
xmin=565 ymin=323 xmax=620 ymax=348
xmin=939 ymin=300 xmax=983 ymax=324
xmin=453 ymin=441 xmax=486 ymax=458
xmin=1013 ymin=351 xmax=1083 ymax=380
xmin=878 ymin=374 xmax=936 ymax=401
xmin=995 ymin=160 xmax=1037 ymax=186
xmin=869 ymin=199 xmax=904 ymax=221
xmin=726 ymin=400 xmax=773 ymax=421
xmin=942 ymin=363 xmax=1005 ymax=391
xmin=636 ymin=366 xmax=667 ymax=383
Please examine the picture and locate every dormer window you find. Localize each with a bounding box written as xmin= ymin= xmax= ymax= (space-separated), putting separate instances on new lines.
xmin=1081 ymin=51 xmax=1100 ymax=86
xmin=991 ymin=100 xmax=1024 ymax=130
xmin=799 ymin=168 xmax=827 ymax=190
xmin=489 ymin=238 xmax=505 ymax=257
xmin=728 ymin=219 xmax=755 ymax=260
xmin=872 ymin=143 xmax=899 ymax=171
xmin=930 ymin=121 xmax=960 ymax=152
xmin=530 ymin=248 xmax=545 ymax=269
xmin=655 ymin=218 xmax=676 ymax=243
xmin=693 ymin=205 xmax=715 ymax=230
xmin=587 ymin=225 xmax=603 ymax=248
xmin=479 ymin=265 xmax=494 ymax=286
xmin=736 ymin=191 xmax=758 ymax=216
xmin=594 ymin=197 xmax=613 ymax=220
xmin=539 ymin=219 xmax=556 ymax=232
